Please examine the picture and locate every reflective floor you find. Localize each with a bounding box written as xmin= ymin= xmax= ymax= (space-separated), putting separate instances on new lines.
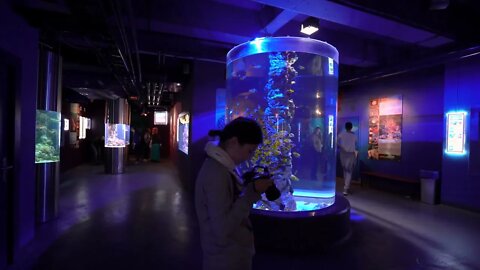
xmin=9 ymin=161 xmax=480 ymax=270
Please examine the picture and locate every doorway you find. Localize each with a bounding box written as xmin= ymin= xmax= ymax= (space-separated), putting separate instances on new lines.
xmin=0 ymin=49 xmax=18 ymax=269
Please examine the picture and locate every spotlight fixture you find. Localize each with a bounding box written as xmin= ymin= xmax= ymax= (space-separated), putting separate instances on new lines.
xmin=300 ymin=17 xmax=319 ymax=35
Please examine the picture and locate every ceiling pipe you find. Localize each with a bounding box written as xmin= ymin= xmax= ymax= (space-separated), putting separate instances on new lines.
xmin=126 ymin=0 xmax=143 ymax=84
xmin=138 ymin=50 xmax=226 ymax=64
xmin=111 ymin=0 xmax=136 ymax=82
xmin=340 ymin=45 xmax=480 ymax=86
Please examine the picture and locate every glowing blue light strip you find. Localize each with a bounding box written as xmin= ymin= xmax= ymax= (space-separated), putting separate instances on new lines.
xmin=227 ymin=37 xmax=339 ymax=65
xmin=249 ymin=37 xmax=265 ymax=52
xmin=445 ymin=110 xmax=467 ymax=156
xmin=328 ymin=115 xmax=334 ymax=148
xmin=294 ymin=189 xmax=335 ymax=198
xmin=328 ymin=57 xmax=334 ymax=75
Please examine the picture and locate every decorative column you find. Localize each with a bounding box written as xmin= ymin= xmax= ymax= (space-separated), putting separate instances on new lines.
xmin=35 ymin=47 xmax=62 ymax=224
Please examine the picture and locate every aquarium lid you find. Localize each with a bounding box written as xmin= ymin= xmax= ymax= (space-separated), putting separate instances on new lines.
xmin=227 ymin=36 xmax=339 ymax=65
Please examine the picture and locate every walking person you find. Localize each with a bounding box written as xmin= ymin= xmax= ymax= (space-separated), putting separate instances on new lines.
xmin=310 ymin=126 xmax=326 ymax=182
xmin=143 ymin=128 xmax=151 ymax=161
xmin=195 ymin=117 xmax=273 ymax=270
xmin=338 ymin=122 xmax=358 ymax=196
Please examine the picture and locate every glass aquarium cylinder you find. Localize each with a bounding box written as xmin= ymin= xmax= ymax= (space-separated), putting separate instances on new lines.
xmin=226 ymin=37 xmax=339 ymax=211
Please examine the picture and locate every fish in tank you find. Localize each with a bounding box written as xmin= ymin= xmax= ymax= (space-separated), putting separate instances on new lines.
xmin=104 ymin=123 xmax=128 ymax=148
xmin=226 ymin=37 xmax=338 ymax=212
xmin=35 ymin=110 xmax=61 ymax=163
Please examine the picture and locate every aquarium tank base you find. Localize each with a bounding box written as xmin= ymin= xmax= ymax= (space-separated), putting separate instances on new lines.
xmin=251 ymin=195 xmax=351 ymax=252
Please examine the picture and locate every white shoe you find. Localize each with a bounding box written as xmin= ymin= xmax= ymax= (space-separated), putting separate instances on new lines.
xmin=343 ymin=190 xmax=349 ymax=196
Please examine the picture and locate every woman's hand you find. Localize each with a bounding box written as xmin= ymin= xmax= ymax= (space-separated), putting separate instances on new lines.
xmin=254 ymin=178 xmax=274 ymax=194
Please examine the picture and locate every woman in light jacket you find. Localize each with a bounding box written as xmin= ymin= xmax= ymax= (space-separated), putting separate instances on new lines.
xmin=195 ymin=117 xmax=273 ymax=270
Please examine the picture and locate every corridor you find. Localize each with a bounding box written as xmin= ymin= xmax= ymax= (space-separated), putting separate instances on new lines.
xmin=10 ymin=162 xmax=480 ymax=270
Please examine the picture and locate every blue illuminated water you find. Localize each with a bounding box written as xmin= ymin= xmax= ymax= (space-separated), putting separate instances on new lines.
xmin=226 ymin=46 xmax=338 ymax=211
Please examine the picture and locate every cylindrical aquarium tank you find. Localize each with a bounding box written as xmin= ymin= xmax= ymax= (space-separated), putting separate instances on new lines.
xmin=226 ymin=37 xmax=338 ymax=212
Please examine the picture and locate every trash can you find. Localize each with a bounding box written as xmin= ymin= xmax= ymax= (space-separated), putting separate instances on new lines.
xmin=420 ymin=170 xmax=439 ymax=204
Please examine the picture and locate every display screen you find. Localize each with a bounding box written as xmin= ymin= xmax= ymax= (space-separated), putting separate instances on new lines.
xmin=79 ymin=116 xmax=85 ymax=139
xmin=35 ymin=110 xmax=61 ymax=163
xmin=105 ymin=123 xmax=129 ymax=148
xmin=154 ymin=111 xmax=168 ymax=125
xmin=64 ymin=119 xmax=69 ymax=131
xmin=446 ymin=112 xmax=466 ymax=154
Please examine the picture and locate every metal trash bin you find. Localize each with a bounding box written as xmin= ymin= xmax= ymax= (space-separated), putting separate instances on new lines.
xmin=420 ymin=170 xmax=439 ymax=204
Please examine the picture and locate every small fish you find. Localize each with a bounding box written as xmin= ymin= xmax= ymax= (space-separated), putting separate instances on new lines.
xmin=238 ymin=91 xmax=254 ymax=97
xmin=249 ymin=88 xmax=257 ymax=93
xmin=297 ymin=65 xmax=305 ymax=70
xmin=251 ymin=64 xmax=262 ymax=69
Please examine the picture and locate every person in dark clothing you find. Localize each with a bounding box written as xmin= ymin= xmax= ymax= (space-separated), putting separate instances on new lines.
xmin=134 ymin=128 xmax=143 ymax=163
xmin=151 ymin=127 xmax=161 ymax=161
xmin=143 ymin=128 xmax=152 ymax=161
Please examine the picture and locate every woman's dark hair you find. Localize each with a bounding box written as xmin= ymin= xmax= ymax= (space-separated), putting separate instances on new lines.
xmin=345 ymin=122 xmax=353 ymax=131
xmin=208 ymin=117 xmax=263 ymax=145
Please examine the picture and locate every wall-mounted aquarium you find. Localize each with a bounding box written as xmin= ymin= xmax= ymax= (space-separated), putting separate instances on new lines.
xmin=226 ymin=37 xmax=339 ymax=212
xmin=105 ymin=123 xmax=129 ymax=148
xmin=177 ymin=112 xmax=190 ymax=154
xmin=35 ymin=110 xmax=61 ymax=163
xmin=125 ymin=125 xmax=130 ymax=145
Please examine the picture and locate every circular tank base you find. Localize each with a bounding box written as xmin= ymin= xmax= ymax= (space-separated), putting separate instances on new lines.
xmin=250 ymin=195 xmax=351 ymax=252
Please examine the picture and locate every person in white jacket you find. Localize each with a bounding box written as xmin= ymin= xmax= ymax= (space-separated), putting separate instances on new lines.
xmin=195 ymin=117 xmax=273 ymax=270
xmin=338 ymin=122 xmax=358 ymax=196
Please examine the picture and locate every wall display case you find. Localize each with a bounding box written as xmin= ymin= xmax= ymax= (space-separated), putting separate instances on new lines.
xmin=35 ymin=110 xmax=61 ymax=163
xmin=368 ymin=95 xmax=403 ymax=161
xmin=177 ymin=112 xmax=190 ymax=154
xmin=446 ymin=111 xmax=467 ymax=155
xmin=104 ymin=123 xmax=129 ymax=148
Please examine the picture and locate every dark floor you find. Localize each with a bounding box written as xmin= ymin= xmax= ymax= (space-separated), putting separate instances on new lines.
xmin=10 ymin=161 xmax=480 ymax=270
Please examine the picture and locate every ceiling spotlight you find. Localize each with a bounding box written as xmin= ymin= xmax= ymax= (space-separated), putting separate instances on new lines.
xmin=300 ymin=17 xmax=319 ymax=35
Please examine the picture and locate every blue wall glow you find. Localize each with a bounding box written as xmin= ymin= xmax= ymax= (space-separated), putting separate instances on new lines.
xmin=328 ymin=57 xmax=334 ymax=75
xmin=339 ymin=67 xmax=444 ymax=181
xmin=442 ymin=55 xmax=480 ymax=211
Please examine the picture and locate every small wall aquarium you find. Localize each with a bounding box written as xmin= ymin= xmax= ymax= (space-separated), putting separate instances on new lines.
xmin=177 ymin=112 xmax=190 ymax=154
xmin=35 ymin=110 xmax=61 ymax=163
xmin=105 ymin=123 xmax=129 ymax=148
xmin=226 ymin=37 xmax=339 ymax=211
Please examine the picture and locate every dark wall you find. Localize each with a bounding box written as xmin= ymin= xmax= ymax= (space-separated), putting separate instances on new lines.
xmin=0 ymin=0 xmax=39 ymax=257
xmin=190 ymin=61 xmax=225 ymax=185
xmin=442 ymin=55 xmax=480 ymax=211
xmin=60 ymin=100 xmax=105 ymax=174
xmin=174 ymin=60 xmax=225 ymax=194
xmin=339 ymin=67 xmax=444 ymax=181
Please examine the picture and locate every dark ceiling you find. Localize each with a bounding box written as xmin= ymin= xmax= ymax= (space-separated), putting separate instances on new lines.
xmin=13 ymin=0 xmax=480 ymax=106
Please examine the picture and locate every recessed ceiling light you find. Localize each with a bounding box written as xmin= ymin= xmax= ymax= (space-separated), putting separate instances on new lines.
xmin=301 ymin=17 xmax=319 ymax=35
